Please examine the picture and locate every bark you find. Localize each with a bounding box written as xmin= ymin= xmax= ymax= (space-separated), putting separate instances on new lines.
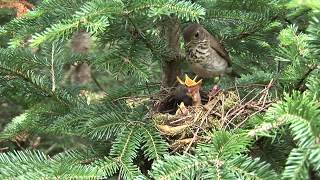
xmin=163 ymin=18 xmax=182 ymax=87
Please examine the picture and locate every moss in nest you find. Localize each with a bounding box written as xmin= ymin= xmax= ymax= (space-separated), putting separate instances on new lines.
xmin=222 ymin=91 xmax=239 ymax=109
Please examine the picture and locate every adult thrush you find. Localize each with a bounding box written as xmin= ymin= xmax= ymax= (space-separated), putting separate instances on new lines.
xmin=182 ymin=23 xmax=239 ymax=79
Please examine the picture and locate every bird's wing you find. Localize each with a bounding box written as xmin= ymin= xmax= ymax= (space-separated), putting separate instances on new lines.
xmin=211 ymin=41 xmax=241 ymax=77
xmin=209 ymin=36 xmax=232 ymax=66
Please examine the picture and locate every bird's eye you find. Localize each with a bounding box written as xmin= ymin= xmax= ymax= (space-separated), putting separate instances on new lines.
xmin=194 ymin=32 xmax=199 ymax=38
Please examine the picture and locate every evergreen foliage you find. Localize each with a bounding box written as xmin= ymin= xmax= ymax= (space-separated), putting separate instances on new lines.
xmin=0 ymin=0 xmax=320 ymax=179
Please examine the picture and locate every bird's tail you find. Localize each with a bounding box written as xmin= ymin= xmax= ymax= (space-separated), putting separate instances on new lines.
xmin=226 ymin=67 xmax=241 ymax=78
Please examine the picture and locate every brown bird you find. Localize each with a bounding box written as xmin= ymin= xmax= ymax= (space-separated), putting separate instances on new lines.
xmin=182 ymin=23 xmax=239 ymax=79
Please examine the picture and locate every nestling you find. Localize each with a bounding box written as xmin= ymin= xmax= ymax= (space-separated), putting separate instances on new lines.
xmin=182 ymin=23 xmax=239 ymax=79
xmin=177 ymin=74 xmax=202 ymax=106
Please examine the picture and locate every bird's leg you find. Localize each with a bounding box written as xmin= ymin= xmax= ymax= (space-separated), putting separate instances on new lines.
xmin=213 ymin=76 xmax=220 ymax=84
xmin=208 ymin=76 xmax=221 ymax=99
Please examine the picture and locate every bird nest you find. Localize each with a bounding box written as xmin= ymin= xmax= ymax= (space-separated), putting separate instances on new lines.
xmin=152 ymin=75 xmax=274 ymax=152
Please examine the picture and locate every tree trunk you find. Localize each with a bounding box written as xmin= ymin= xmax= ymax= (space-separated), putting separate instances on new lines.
xmin=162 ymin=18 xmax=182 ymax=87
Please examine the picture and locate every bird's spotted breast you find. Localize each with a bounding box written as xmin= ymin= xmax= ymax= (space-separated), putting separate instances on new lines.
xmin=186 ymin=43 xmax=229 ymax=78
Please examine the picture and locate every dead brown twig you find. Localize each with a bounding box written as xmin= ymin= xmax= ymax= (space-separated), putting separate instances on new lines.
xmin=184 ymin=100 xmax=220 ymax=153
xmin=223 ymin=79 xmax=274 ymax=129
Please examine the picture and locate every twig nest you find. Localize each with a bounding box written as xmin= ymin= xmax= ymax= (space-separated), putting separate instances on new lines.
xmin=152 ymin=90 xmax=240 ymax=151
xmin=208 ymin=90 xmax=239 ymax=111
xmin=152 ymin=78 xmax=275 ymax=152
